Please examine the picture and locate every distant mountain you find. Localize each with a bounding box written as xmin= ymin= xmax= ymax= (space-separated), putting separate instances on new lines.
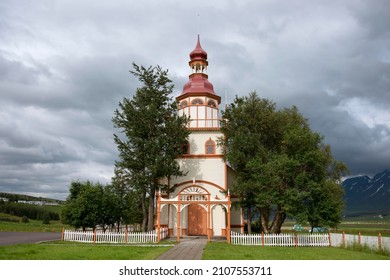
xmin=342 ymin=169 xmax=390 ymax=216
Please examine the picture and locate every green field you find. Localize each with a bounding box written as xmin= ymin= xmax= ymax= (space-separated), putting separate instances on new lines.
xmin=203 ymin=242 xmax=390 ymax=260
xmin=0 ymin=241 xmax=388 ymax=260
xmin=0 ymin=242 xmax=173 ymax=260
xmin=281 ymin=216 xmax=390 ymax=237
xmin=0 ymin=213 xmax=69 ymax=232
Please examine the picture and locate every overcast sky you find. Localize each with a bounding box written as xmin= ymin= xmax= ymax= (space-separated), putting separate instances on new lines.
xmin=1 ymin=0 xmax=389 ymax=200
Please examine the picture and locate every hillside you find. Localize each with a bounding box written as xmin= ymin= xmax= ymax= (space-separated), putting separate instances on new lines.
xmin=0 ymin=192 xmax=64 ymax=204
xmin=342 ymin=169 xmax=390 ymax=216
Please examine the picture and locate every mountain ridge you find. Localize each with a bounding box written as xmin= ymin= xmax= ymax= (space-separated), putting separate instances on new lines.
xmin=342 ymin=168 xmax=390 ymax=216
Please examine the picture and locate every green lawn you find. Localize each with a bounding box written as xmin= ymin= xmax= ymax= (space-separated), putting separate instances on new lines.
xmin=282 ymin=218 xmax=390 ymax=237
xmin=0 ymin=218 xmax=68 ymax=232
xmin=0 ymin=242 xmax=173 ymax=260
xmin=1 ymin=241 xmax=389 ymax=260
xmin=202 ymin=242 xmax=390 ymax=260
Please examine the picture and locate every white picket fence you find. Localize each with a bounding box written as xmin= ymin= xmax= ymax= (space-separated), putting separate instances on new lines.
xmin=230 ymin=231 xmax=330 ymax=246
xmin=63 ymin=227 xmax=168 ymax=244
xmin=330 ymin=233 xmax=390 ymax=252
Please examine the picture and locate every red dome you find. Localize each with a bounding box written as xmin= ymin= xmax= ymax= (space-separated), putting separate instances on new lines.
xmin=182 ymin=73 xmax=215 ymax=95
xmin=190 ymin=35 xmax=207 ymax=61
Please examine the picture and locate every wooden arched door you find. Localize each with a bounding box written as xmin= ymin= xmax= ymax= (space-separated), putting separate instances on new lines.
xmin=188 ymin=204 xmax=207 ymax=236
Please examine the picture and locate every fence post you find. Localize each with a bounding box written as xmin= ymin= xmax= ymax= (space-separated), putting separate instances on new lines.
xmin=125 ymin=227 xmax=128 ymax=244
xmin=378 ymin=233 xmax=382 ymax=253
xmin=295 ymin=233 xmax=298 ymax=247
xmin=358 ymin=232 xmax=361 ymax=246
xmin=328 ymin=232 xmax=332 ymax=247
xmin=262 ymin=232 xmax=265 ymax=247
xmin=61 ymin=227 xmax=65 ymax=241
xmin=93 ymin=228 xmax=96 ymax=244
xmin=342 ymin=231 xmax=345 ymax=247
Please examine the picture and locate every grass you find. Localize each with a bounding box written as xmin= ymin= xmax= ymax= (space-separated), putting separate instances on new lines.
xmin=0 ymin=242 xmax=173 ymax=260
xmin=1 ymin=240 xmax=388 ymax=260
xmin=41 ymin=204 xmax=63 ymax=214
xmin=0 ymin=213 xmax=70 ymax=232
xmin=282 ymin=217 xmax=390 ymax=237
xmin=1 ymin=214 xmax=389 ymax=260
xmin=332 ymin=221 xmax=390 ymax=236
xmin=202 ymin=242 xmax=390 ymax=260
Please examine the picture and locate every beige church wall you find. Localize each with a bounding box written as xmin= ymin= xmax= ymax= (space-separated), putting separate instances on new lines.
xmin=175 ymin=158 xmax=225 ymax=190
xmin=167 ymin=205 xmax=176 ymax=235
xmin=160 ymin=204 xmax=169 ymax=226
xmin=166 ymin=204 xmax=188 ymax=236
xmin=227 ymin=165 xmax=235 ymax=190
xmin=211 ymin=205 xmax=225 ymax=236
xmin=188 ymin=131 xmax=223 ymax=155
xmin=230 ymin=205 xmax=243 ymax=233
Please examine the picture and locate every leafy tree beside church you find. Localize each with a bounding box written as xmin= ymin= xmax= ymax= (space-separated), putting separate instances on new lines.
xmin=219 ymin=92 xmax=347 ymax=233
xmin=112 ymin=63 xmax=189 ymax=232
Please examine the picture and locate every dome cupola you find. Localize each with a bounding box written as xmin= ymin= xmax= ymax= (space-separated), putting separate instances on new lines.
xmin=190 ymin=35 xmax=208 ymax=61
xmin=177 ymin=35 xmax=221 ymax=130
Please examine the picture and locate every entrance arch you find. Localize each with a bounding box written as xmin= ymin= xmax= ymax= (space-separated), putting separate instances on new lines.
xmin=188 ymin=204 xmax=207 ymax=235
xmin=156 ymin=184 xmax=232 ymax=243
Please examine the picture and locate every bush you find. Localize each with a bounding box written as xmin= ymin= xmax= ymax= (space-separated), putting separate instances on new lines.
xmin=42 ymin=214 xmax=50 ymax=225
xmin=0 ymin=217 xmax=19 ymax=223
xmin=21 ymin=216 xmax=29 ymax=223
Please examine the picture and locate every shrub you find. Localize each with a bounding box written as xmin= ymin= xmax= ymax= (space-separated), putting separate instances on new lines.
xmin=42 ymin=214 xmax=50 ymax=225
xmin=21 ymin=215 xmax=29 ymax=223
xmin=0 ymin=217 xmax=19 ymax=223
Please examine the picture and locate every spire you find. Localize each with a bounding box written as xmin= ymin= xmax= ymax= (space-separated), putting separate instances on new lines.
xmin=178 ymin=35 xmax=220 ymax=104
xmin=190 ymin=34 xmax=207 ymax=61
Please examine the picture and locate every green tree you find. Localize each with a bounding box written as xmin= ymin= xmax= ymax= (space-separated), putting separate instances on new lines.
xmin=220 ymin=92 xmax=347 ymax=233
xmin=299 ymin=159 xmax=347 ymax=232
xmin=111 ymin=168 xmax=143 ymax=230
xmin=61 ymin=181 xmax=107 ymax=230
xmin=112 ymin=63 xmax=189 ymax=231
xmin=219 ymin=92 xmax=281 ymax=233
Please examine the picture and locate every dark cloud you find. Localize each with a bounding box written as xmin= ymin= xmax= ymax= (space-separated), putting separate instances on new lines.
xmin=0 ymin=0 xmax=389 ymax=199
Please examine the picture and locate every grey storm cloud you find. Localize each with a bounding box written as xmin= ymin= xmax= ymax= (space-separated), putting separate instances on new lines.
xmin=0 ymin=0 xmax=389 ymax=199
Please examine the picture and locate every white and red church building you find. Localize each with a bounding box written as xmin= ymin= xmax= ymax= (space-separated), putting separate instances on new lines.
xmin=156 ymin=36 xmax=244 ymax=242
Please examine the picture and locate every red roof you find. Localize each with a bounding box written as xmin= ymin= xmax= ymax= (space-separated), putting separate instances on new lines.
xmin=182 ymin=73 xmax=215 ymax=95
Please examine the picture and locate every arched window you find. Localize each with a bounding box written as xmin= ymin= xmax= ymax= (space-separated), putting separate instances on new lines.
xmin=182 ymin=141 xmax=190 ymax=155
xmin=207 ymin=100 xmax=217 ymax=108
xmin=191 ymin=99 xmax=204 ymax=105
xmin=205 ymin=138 xmax=216 ymax=154
xmin=179 ymin=100 xmax=188 ymax=109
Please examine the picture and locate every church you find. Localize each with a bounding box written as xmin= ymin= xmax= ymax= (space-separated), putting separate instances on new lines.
xmin=156 ymin=35 xmax=244 ymax=242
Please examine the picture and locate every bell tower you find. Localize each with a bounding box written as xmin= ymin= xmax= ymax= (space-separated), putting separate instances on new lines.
xmin=157 ymin=35 xmax=244 ymax=241
xmin=177 ymin=35 xmax=221 ymax=129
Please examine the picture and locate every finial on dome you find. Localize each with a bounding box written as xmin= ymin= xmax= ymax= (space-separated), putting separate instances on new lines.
xmin=190 ymin=34 xmax=207 ymax=60
xmin=197 ymin=13 xmax=200 ymax=34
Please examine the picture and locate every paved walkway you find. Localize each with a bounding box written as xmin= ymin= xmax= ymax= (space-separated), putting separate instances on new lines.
xmin=0 ymin=232 xmax=61 ymax=245
xmin=155 ymin=237 xmax=208 ymax=260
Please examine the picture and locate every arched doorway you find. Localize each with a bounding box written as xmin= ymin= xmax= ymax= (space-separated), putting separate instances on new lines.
xmin=157 ymin=184 xmax=232 ymax=242
xmin=188 ymin=204 xmax=207 ymax=235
